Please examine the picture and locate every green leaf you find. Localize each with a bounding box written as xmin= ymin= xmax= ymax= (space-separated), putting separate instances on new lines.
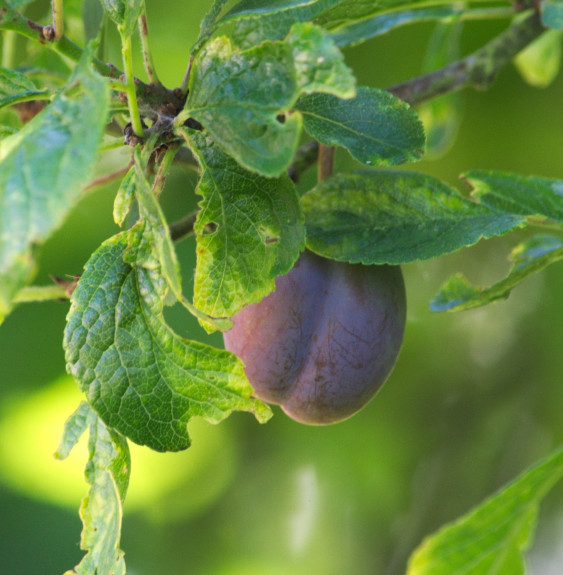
xmin=286 ymin=22 xmax=355 ymax=97
xmin=417 ymin=17 xmax=464 ymax=159
xmin=99 ymin=0 xmax=143 ymax=37
xmin=193 ymin=0 xmax=230 ymax=52
xmin=301 ymin=170 xmax=525 ymax=264
xmin=407 ymin=447 xmax=563 ymax=575
xmin=228 ymin=0 xmax=341 ymax=47
xmin=514 ymin=29 xmax=563 ymax=88
xmin=431 ymin=234 xmax=563 ymax=312
xmin=0 ymin=67 xmax=49 ymax=109
xmin=0 ymin=53 xmax=108 ymax=322
xmin=123 ymin=152 xmax=233 ymax=331
xmin=113 ymin=165 xmax=136 ymax=227
xmin=64 ymin=233 xmax=272 ymax=452
xmin=57 ymin=402 xmax=129 ymax=575
xmin=329 ymin=5 xmax=475 ymax=48
xmin=186 ymin=36 xmax=301 ymax=176
xmin=295 ymin=86 xmax=424 ymax=166
xmin=185 ymin=131 xmax=305 ymax=321
xmin=541 ymin=0 xmax=563 ymax=29
xmin=465 ymin=170 xmax=563 ymax=223
xmin=186 ymin=24 xmax=354 ymax=176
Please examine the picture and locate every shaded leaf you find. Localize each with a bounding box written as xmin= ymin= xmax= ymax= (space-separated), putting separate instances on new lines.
xmin=228 ymin=0 xmax=342 ymax=50
xmin=417 ymin=16 xmax=464 ymax=159
xmin=185 ymin=131 xmax=305 ymax=322
xmin=465 ymin=170 xmax=563 ymax=223
xmin=302 ymin=170 xmax=525 ymax=264
xmin=295 ymin=86 xmax=424 ymax=166
xmin=57 ymin=402 xmax=129 ymax=575
xmin=431 ymin=234 xmax=563 ymax=311
xmin=541 ymin=1 xmax=563 ymax=30
xmin=329 ymin=5 xmax=473 ymax=48
xmin=64 ymin=233 xmax=271 ymax=452
xmin=407 ymin=447 xmax=563 ymax=575
xmin=0 ymin=52 xmax=108 ymax=322
xmin=514 ymin=28 xmax=563 ymax=88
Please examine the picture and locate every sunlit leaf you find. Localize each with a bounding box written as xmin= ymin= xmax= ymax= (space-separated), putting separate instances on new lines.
xmin=302 ymin=170 xmax=525 ymax=264
xmin=64 ymin=233 xmax=272 ymax=452
xmin=0 ymin=52 xmax=108 ymax=322
xmin=431 ymin=234 xmax=563 ymax=311
xmin=185 ymin=131 xmax=305 ymax=322
xmin=407 ymin=447 xmax=563 ymax=575
xmin=57 ymin=402 xmax=129 ymax=575
xmin=186 ymin=24 xmax=354 ymax=176
xmin=295 ymin=86 xmax=424 ymax=166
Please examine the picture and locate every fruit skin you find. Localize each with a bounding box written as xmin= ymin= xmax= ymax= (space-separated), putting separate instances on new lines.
xmin=223 ymin=250 xmax=406 ymax=425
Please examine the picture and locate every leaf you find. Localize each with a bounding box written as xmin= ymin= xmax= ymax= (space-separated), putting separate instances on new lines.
xmin=541 ymin=0 xmax=563 ymax=30
xmin=514 ymin=29 xmax=563 ymax=88
xmin=185 ymin=131 xmax=305 ymax=321
xmin=286 ymin=22 xmax=355 ymax=97
xmin=99 ymin=0 xmax=143 ymax=37
xmin=417 ymin=16 xmax=464 ymax=159
xmin=228 ymin=0 xmax=342 ymax=47
xmin=465 ymin=170 xmax=563 ymax=223
xmin=301 ymin=170 xmax=526 ymax=264
xmin=431 ymin=234 xmax=563 ymax=312
xmin=186 ymin=36 xmax=301 ymax=176
xmin=123 ymin=152 xmax=232 ymax=331
xmin=64 ymin=233 xmax=272 ymax=452
xmin=295 ymin=86 xmax=424 ymax=166
xmin=407 ymin=447 xmax=563 ymax=575
xmin=328 ymin=5 xmax=471 ymax=48
xmin=0 ymin=67 xmax=49 ymax=109
xmin=193 ymin=0 xmax=230 ymax=52
xmin=186 ymin=25 xmax=354 ymax=176
xmin=0 ymin=52 xmax=108 ymax=322
xmin=113 ymin=165 xmax=136 ymax=227
xmin=57 ymin=402 xmax=129 ymax=575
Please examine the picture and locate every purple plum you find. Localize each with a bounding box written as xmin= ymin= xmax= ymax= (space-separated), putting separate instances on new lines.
xmin=223 ymin=251 xmax=406 ymax=424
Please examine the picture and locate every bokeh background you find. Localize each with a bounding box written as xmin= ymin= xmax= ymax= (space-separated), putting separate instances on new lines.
xmin=1 ymin=2 xmax=562 ymax=574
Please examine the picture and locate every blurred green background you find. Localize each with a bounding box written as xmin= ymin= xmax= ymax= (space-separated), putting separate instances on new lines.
xmin=1 ymin=2 xmax=562 ymax=574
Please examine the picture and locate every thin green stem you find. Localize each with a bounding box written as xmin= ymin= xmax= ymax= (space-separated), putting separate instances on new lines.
xmin=13 ymin=285 xmax=69 ymax=303
xmin=119 ymin=29 xmax=145 ymax=137
xmin=52 ymin=0 xmax=64 ymax=40
xmin=138 ymin=5 xmax=159 ymax=84
xmin=2 ymin=30 xmax=17 ymax=68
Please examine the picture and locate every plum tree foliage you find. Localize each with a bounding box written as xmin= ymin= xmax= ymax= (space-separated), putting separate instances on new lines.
xmin=0 ymin=0 xmax=562 ymax=573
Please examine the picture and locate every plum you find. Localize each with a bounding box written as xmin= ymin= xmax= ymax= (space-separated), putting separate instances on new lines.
xmin=223 ymin=251 xmax=406 ymax=425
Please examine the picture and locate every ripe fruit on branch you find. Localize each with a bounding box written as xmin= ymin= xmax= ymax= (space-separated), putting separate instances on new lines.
xmin=223 ymin=251 xmax=406 ymax=424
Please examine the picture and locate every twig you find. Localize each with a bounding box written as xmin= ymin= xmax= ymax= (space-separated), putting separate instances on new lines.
xmin=169 ymin=210 xmax=198 ymax=242
xmin=389 ymin=11 xmax=545 ymax=106
xmin=119 ymin=30 xmax=145 ymax=137
xmin=138 ymin=6 xmax=159 ymax=85
xmin=84 ymin=163 xmax=133 ymax=191
xmin=317 ymin=144 xmax=335 ymax=182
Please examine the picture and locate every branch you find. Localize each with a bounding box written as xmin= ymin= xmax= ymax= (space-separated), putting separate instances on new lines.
xmin=389 ymin=11 xmax=545 ymax=106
